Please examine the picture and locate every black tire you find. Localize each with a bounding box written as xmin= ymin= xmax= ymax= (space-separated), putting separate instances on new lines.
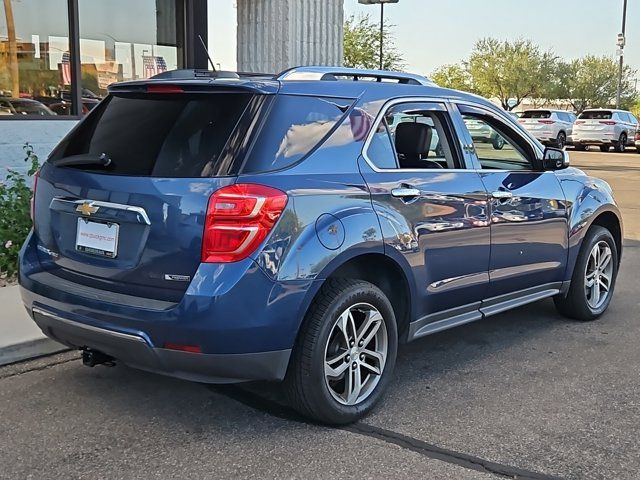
xmin=554 ymin=226 xmax=618 ymax=321
xmin=600 ymin=145 xmax=610 ymax=153
xmin=492 ymin=136 xmax=505 ymax=150
xmin=556 ymin=132 xmax=566 ymax=149
xmin=615 ymin=133 xmax=627 ymax=153
xmin=285 ymin=278 xmax=398 ymax=425
xmin=575 ymin=144 xmax=586 ymax=151
xmin=636 ymin=147 xmax=640 ymax=154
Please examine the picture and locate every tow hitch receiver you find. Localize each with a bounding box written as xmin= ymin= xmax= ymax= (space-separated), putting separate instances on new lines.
xmin=82 ymin=349 xmax=115 ymax=367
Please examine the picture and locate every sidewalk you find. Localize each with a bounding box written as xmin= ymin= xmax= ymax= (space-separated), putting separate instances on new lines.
xmin=0 ymin=285 xmax=66 ymax=365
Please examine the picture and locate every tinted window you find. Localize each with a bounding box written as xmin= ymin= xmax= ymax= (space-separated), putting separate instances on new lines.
xmin=50 ymin=93 xmax=252 ymax=177
xmin=579 ymin=111 xmax=612 ymax=120
xmin=370 ymin=103 xmax=458 ymax=170
xmin=243 ymin=95 xmax=353 ymax=173
xmin=521 ymin=111 xmax=551 ymax=119
xmin=366 ymin=120 xmax=397 ymax=169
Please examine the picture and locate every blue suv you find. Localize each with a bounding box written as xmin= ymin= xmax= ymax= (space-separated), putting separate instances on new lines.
xmin=19 ymin=67 xmax=623 ymax=424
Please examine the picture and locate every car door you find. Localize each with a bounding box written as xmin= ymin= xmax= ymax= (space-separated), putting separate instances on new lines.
xmin=359 ymin=99 xmax=491 ymax=335
xmin=452 ymin=103 xmax=569 ymax=305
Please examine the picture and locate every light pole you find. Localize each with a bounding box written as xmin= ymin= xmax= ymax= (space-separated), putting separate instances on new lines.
xmin=358 ymin=0 xmax=400 ymax=70
xmin=616 ymin=0 xmax=628 ymax=108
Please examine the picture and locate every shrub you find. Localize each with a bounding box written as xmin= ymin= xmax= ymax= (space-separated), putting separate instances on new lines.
xmin=0 ymin=144 xmax=40 ymax=281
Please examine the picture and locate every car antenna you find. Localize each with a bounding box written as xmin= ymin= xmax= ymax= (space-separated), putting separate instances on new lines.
xmin=198 ymin=35 xmax=216 ymax=72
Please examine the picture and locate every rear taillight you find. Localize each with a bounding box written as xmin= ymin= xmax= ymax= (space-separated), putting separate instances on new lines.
xmin=538 ymin=120 xmax=555 ymax=125
xmin=575 ymin=120 xmax=585 ymax=124
xmin=30 ymin=169 xmax=39 ymax=223
xmin=599 ymin=121 xmax=617 ymax=125
xmin=201 ymin=184 xmax=288 ymax=263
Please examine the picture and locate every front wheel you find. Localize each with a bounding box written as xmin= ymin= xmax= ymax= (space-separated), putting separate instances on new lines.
xmin=554 ymin=226 xmax=618 ymax=321
xmin=575 ymin=144 xmax=586 ymax=151
xmin=285 ymin=279 xmax=398 ymax=425
xmin=615 ymin=133 xmax=627 ymax=153
xmin=556 ymin=132 xmax=566 ymax=149
xmin=600 ymin=145 xmax=610 ymax=153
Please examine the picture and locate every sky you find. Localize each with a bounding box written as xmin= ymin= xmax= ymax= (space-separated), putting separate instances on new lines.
xmin=208 ymin=0 xmax=639 ymax=80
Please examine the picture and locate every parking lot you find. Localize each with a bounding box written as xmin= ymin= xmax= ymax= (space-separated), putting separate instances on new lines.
xmin=1 ymin=149 xmax=639 ymax=480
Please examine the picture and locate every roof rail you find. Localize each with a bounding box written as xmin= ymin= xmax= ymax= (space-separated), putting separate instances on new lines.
xmin=275 ymin=66 xmax=434 ymax=86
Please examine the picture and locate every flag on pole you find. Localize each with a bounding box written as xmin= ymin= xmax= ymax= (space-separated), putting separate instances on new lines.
xmin=61 ymin=51 xmax=72 ymax=85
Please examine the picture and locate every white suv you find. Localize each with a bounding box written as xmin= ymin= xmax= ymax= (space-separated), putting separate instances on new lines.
xmin=573 ymin=109 xmax=639 ymax=153
xmin=518 ymin=109 xmax=576 ymax=148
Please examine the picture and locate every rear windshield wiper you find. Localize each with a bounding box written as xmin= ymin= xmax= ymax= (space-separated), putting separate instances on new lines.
xmin=49 ymin=153 xmax=112 ymax=168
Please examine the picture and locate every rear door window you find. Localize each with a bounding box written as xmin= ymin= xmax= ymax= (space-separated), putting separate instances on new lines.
xmin=242 ymin=95 xmax=353 ymax=173
xmin=49 ymin=92 xmax=254 ymax=177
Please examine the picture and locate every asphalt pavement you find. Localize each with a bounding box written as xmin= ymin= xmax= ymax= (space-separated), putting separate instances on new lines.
xmin=1 ymin=149 xmax=639 ymax=479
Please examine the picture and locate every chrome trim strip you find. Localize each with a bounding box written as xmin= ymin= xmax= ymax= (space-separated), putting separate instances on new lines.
xmin=32 ymin=307 xmax=148 ymax=344
xmin=50 ymin=198 xmax=152 ymax=226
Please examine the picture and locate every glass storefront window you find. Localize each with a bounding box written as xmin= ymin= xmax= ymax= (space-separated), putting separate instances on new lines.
xmin=78 ymin=0 xmax=181 ymax=103
xmin=0 ymin=0 xmax=71 ymax=116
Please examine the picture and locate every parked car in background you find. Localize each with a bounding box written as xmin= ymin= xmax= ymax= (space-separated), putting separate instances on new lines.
xmin=518 ymin=109 xmax=576 ymax=149
xmin=49 ymin=98 xmax=100 ymax=115
xmin=464 ymin=117 xmax=506 ymax=149
xmin=635 ymin=124 xmax=640 ymax=154
xmin=20 ymin=66 xmax=623 ymax=425
xmin=573 ymin=109 xmax=638 ymax=152
xmin=0 ymin=98 xmax=55 ymax=116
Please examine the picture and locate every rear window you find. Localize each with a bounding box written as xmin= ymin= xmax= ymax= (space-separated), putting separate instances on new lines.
xmin=50 ymin=93 xmax=252 ymax=177
xmin=242 ymin=95 xmax=353 ymax=173
xmin=520 ymin=111 xmax=551 ymax=119
xmin=579 ymin=110 xmax=612 ymax=120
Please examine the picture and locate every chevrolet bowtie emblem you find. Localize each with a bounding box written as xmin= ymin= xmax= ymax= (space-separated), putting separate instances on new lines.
xmin=76 ymin=202 xmax=99 ymax=216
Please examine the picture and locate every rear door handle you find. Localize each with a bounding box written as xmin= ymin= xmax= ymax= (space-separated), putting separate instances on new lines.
xmin=491 ymin=191 xmax=513 ymax=200
xmin=391 ymin=188 xmax=421 ymax=198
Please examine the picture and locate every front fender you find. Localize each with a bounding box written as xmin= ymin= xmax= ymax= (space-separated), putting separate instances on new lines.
xmin=557 ymin=169 xmax=623 ymax=281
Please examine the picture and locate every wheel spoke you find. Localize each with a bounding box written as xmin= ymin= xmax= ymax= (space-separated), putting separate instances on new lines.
xmin=325 ymin=351 xmax=349 ymax=378
xmin=599 ymin=276 xmax=610 ymax=292
xmin=361 ymin=349 xmax=383 ymax=375
xmin=592 ymin=245 xmax=600 ymax=268
xmin=599 ymin=248 xmax=612 ymax=270
xmin=585 ymin=271 xmax=596 ymax=288
xmin=357 ymin=309 xmax=383 ymax=345
xmin=590 ymin=282 xmax=600 ymax=306
xmin=346 ymin=365 xmax=362 ymax=404
xmin=336 ymin=310 xmax=352 ymax=347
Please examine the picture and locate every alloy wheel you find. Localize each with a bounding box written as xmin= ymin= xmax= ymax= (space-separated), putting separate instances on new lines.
xmin=323 ymin=303 xmax=388 ymax=406
xmin=585 ymin=241 xmax=614 ymax=310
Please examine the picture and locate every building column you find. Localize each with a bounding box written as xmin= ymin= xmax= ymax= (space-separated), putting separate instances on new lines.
xmin=236 ymin=0 xmax=344 ymax=74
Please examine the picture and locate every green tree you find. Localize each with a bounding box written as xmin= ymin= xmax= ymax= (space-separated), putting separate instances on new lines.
xmin=556 ymin=56 xmax=637 ymax=113
xmin=343 ymin=14 xmax=404 ymax=71
xmin=431 ymin=64 xmax=476 ymax=93
xmin=467 ymin=38 xmax=556 ymax=111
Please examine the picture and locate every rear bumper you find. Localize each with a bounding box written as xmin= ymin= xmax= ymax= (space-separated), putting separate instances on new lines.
xmin=19 ymin=232 xmax=314 ymax=383
xmin=30 ymin=307 xmax=290 ymax=383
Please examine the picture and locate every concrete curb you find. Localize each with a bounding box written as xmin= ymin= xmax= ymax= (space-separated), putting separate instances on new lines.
xmin=0 ymin=285 xmax=67 ymax=366
xmin=0 ymin=337 xmax=68 ymax=366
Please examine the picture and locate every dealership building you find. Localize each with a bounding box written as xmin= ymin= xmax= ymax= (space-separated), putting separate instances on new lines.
xmin=0 ymin=0 xmax=344 ymax=170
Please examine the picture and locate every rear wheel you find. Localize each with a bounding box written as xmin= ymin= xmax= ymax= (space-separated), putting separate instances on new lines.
xmin=492 ymin=136 xmax=505 ymax=150
xmin=599 ymin=145 xmax=610 ymax=153
xmin=285 ymin=279 xmax=398 ymax=425
xmin=615 ymin=133 xmax=627 ymax=153
xmin=575 ymin=144 xmax=586 ymax=151
xmin=556 ymin=132 xmax=566 ymax=149
xmin=554 ymin=226 xmax=618 ymax=321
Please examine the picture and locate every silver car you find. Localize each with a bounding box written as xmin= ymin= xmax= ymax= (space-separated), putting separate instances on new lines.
xmin=573 ymin=109 xmax=639 ymax=153
xmin=518 ymin=109 xmax=576 ymax=148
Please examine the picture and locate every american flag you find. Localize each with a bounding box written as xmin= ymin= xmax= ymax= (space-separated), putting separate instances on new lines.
xmin=61 ymin=51 xmax=71 ymax=85
xmin=142 ymin=55 xmax=168 ymax=78
xmin=349 ymin=108 xmax=373 ymax=142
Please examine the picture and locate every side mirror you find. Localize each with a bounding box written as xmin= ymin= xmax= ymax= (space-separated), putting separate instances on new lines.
xmin=542 ymin=147 xmax=570 ymax=171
